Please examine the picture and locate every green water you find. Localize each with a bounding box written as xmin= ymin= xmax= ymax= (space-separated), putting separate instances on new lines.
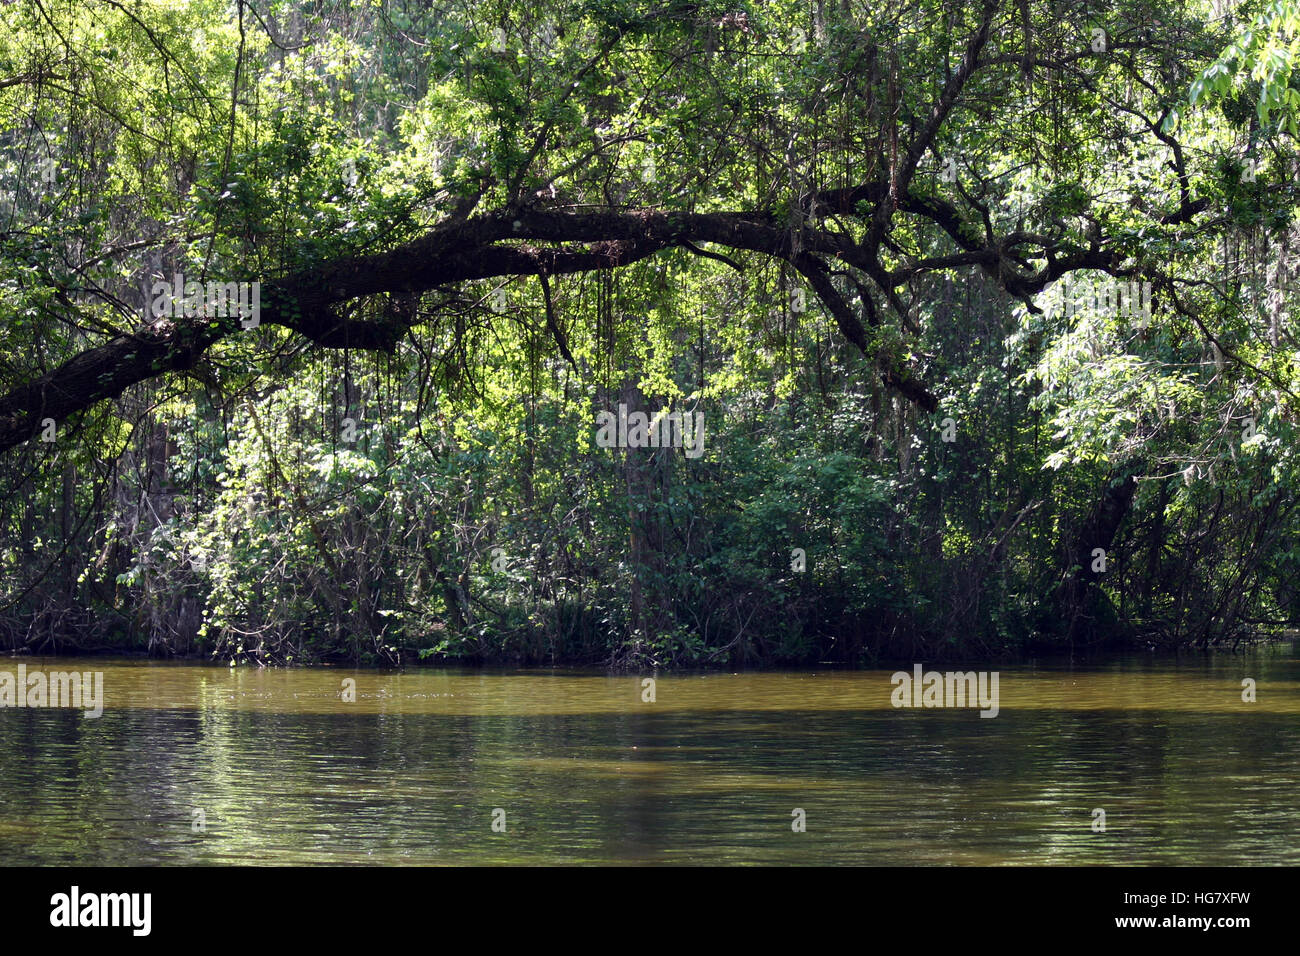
xmin=0 ymin=648 xmax=1297 ymax=864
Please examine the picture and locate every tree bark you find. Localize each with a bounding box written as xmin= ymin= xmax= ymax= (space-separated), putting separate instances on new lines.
xmin=1058 ymin=462 xmax=1142 ymax=645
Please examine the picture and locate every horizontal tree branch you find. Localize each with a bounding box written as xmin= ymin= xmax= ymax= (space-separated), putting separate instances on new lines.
xmin=0 ymin=163 xmax=1221 ymax=454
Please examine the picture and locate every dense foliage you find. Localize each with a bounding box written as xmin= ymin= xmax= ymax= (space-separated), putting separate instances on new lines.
xmin=3 ymin=0 xmax=1300 ymax=666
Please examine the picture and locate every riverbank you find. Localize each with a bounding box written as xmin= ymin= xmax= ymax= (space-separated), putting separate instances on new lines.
xmin=3 ymin=629 xmax=1293 ymax=670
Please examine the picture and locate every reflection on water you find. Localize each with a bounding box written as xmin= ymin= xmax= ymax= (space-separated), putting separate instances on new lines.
xmin=1 ymin=647 xmax=1297 ymax=864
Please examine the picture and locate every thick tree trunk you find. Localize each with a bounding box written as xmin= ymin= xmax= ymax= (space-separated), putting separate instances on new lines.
xmin=1058 ymin=462 xmax=1142 ymax=646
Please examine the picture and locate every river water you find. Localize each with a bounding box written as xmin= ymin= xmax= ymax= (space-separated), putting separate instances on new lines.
xmin=1 ymin=647 xmax=1297 ymax=864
